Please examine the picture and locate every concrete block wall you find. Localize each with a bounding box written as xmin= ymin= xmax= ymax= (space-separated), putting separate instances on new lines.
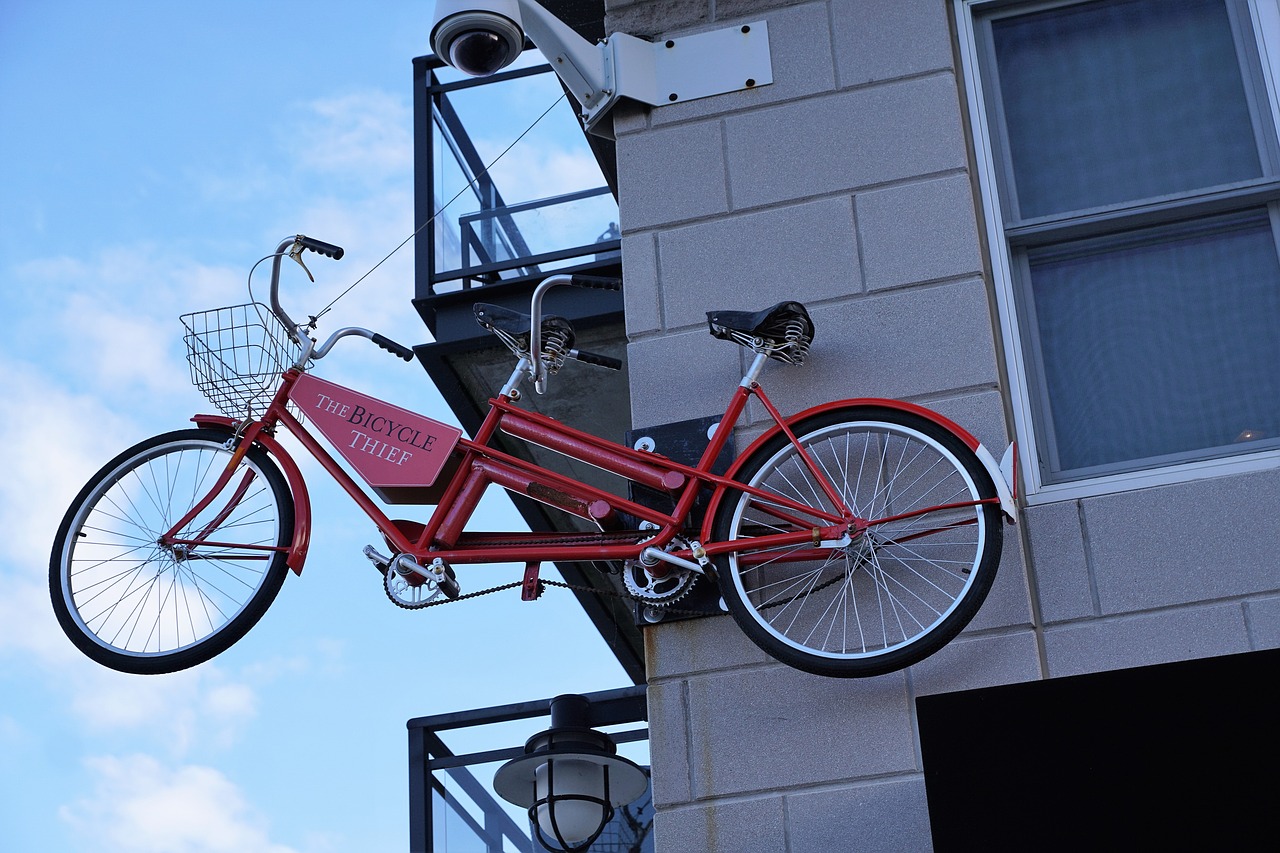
xmin=605 ymin=0 xmax=1280 ymax=849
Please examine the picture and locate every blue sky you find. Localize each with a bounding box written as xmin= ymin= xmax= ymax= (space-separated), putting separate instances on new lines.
xmin=0 ymin=3 xmax=633 ymax=851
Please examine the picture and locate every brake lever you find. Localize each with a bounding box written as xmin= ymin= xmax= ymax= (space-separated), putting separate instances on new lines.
xmin=288 ymin=241 xmax=316 ymax=282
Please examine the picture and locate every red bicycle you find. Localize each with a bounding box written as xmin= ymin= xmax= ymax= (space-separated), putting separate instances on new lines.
xmin=50 ymin=236 xmax=1017 ymax=678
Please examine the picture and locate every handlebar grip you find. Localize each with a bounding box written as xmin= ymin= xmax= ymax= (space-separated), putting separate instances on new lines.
xmin=570 ymin=349 xmax=623 ymax=370
xmin=297 ymin=235 xmax=345 ymax=260
xmin=372 ymin=333 xmax=415 ymax=362
xmin=569 ymin=275 xmax=622 ymax=291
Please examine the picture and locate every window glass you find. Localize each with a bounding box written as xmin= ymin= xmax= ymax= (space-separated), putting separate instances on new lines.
xmin=991 ymin=0 xmax=1262 ymax=219
xmin=1026 ymin=210 xmax=1280 ymax=476
xmin=970 ymin=0 xmax=1280 ymax=492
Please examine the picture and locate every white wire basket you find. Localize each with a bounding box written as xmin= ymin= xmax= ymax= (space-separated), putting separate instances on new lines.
xmin=181 ymin=303 xmax=299 ymax=418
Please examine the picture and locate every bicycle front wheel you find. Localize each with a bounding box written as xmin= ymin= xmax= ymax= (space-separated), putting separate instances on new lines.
xmin=712 ymin=407 xmax=1002 ymax=678
xmin=50 ymin=428 xmax=294 ymax=674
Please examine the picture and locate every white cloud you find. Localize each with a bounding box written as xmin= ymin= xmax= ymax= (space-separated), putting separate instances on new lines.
xmin=0 ymin=358 xmax=144 ymax=572
xmin=61 ymin=754 xmax=301 ymax=853
xmin=63 ymin=663 xmax=263 ymax=755
xmin=291 ymin=90 xmax=412 ymax=181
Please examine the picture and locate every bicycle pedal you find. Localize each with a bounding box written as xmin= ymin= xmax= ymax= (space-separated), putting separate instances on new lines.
xmin=363 ymin=545 xmax=392 ymax=572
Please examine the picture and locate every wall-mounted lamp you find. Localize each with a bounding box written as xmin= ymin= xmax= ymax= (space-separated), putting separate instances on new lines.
xmin=430 ymin=0 xmax=773 ymax=131
xmin=492 ymin=694 xmax=648 ymax=852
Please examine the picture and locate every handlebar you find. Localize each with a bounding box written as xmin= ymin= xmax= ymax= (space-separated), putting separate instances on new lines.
xmin=295 ymin=235 xmax=344 ymax=260
xmin=265 ymin=235 xmax=415 ymax=365
xmin=528 ymin=274 xmax=623 ymax=393
xmin=569 ymin=349 xmax=623 ymax=371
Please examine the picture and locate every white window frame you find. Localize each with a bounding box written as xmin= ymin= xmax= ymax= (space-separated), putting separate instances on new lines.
xmin=955 ymin=0 xmax=1280 ymax=504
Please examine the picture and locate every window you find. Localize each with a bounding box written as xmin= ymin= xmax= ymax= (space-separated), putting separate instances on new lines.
xmin=958 ymin=0 xmax=1280 ymax=498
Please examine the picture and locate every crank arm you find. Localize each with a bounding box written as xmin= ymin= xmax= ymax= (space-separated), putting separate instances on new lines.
xmin=639 ymin=546 xmax=707 ymax=575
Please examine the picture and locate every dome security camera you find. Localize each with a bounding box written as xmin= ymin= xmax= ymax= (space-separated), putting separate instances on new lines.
xmin=430 ymin=0 xmax=524 ymax=77
xmin=428 ymin=0 xmax=773 ymax=133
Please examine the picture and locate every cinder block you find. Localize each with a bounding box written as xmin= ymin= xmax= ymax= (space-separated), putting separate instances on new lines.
xmin=606 ymin=0 xmax=711 ymax=37
xmin=910 ymin=629 xmax=1042 ymax=697
xmin=856 ymin=174 xmax=984 ymax=290
xmin=645 ymin=679 xmax=694 ymax=807
xmin=617 ymin=120 xmax=729 ymax=231
xmin=649 ymin=1 xmax=838 ymax=127
xmin=1244 ymin=593 xmax=1280 ymax=650
xmin=1080 ymin=468 xmax=1280 ymax=613
xmin=1043 ymin=604 xmax=1251 ymax=678
xmin=685 ymin=665 xmax=917 ymax=797
xmin=786 ymin=777 xmax=934 ymax=853
xmin=716 ymin=0 xmax=815 ymax=21
xmin=656 ymin=197 xmax=860 ymax=325
xmin=832 ymin=0 xmax=954 ymax=86
xmin=925 ymin=389 xmax=1010 ymax=461
xmin=626 ymin=328 xmax=744 ymax=425
xmin=645 ymin=612 xmax=772 ymax=681
xmin=963 ymin=524 xmax=1032 ymax=634
xmin=1021 ymin=499 xmax=1095 ymax=624
xmin=622 ymin=232 xmax=662 ymax=336
xmin=654 ymin=795 xmax=787 ymax=853
xmin=725 ymin=75 xmax=967 ymax=209
xmin=745 ymin=279 xmax=1000 ymax=421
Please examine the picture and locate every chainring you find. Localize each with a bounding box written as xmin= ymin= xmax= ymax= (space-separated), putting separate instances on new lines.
xmin=384 ymin=565 xmax=445 ymax=610
xmin=622 ymin=559 xmax=698 ymax=607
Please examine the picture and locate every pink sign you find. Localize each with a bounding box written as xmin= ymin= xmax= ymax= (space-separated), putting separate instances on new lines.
xmin=290 ymin=374 xmax=462 ymax=502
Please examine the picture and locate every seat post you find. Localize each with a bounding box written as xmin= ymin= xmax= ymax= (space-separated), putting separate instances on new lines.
xmin=741 ymin=350 xmax=770 ymax=387
xmin=500 ymin=356 xmax=532 ymax=399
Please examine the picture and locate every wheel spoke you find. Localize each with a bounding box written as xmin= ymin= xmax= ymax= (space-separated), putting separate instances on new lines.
xmin=714 ymin=409 xmax=1002 ymax=677
xmin=52 ymin=430 xmax=293 ymax=674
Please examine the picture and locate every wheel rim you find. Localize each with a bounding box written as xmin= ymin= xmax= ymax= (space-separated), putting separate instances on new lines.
xmin=726 ymin=420 xmax=990 ymax=662
xmin=60 ymin=439 xmax=284 ymax=660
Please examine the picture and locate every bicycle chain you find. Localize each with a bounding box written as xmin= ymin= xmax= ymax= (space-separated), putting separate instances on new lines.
xmin=394 ymin=529 xmax=729 ymax=616
xmin=408 ymin=574 xmax=726 ymax=618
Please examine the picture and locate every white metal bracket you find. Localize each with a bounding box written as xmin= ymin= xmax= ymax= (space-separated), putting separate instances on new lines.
xmin=587 ymin=22 xmax=772 ymax=129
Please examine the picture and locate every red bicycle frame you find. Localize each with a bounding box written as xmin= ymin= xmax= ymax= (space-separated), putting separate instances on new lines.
xmin=172 ymin=349 xmax=1014 ymax=584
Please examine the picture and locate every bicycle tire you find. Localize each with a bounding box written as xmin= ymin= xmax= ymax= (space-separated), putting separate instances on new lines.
xmin=712 ymin=406 xmax=1002 ymax=678
xmin=50 ymin=428 xmax=294 ymax=674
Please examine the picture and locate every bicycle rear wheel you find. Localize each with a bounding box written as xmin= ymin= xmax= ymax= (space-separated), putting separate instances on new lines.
xmin=50 ymin=428 xmax=294 ymax=674
xmin=712 ymin=406 xmax=1002 ymax=678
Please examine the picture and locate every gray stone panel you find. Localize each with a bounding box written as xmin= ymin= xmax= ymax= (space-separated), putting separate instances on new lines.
xmin=856 ymin=174 xmax=983 ymax=291
xmin=1022 ymin=500 xmax=1095 ymax=624
xmin=832 ymin=0 xmax=954 ymax=86
xmin=1080 ymin=468 xmax=1280 ymax=614
xmin=644 ymin=613 xmax=771 ymax=681
xmin=925 ymin=389 xmax=1010 ymax=462
xmin=649 ymin=1 xmax=838 ymax=126
xmin=745 ymin=280 xmax=1000 ymax=420
xmin=645 ymin=679 xmax=694 ymax=807
xmin=1043 ymin=603 xmax=1252 ymax=677
xmin=606 ymin=0 xmax=710 ymax=37
xmin=716 ymin=0 xmax=816 ymax=20
xmin=625 ymin=327 xmax=745 ymax=425
xmin=1244 ymin=593 xmax=1280 ymax=650
xmin=724 ymin=75 xmax=968 ymax=209
xmin=617 ymin=120 xmax=729 ymax=231
xmin=962 ymin=524 xmax=1032 ymax=634
xmin=685 ymin=665 xmax=917 ymax=797
xmin=787 ymin=777 xmax=934 ymax=853
xmin=910 ymin=629 xmax=1042 ymax=697
xmin=654 ymin=795 xmax=788 ymax=853
xmin=656 ymin=197 xmax=861 ymax=327
xmin=622 ymin=231 xmax=662 ymax=335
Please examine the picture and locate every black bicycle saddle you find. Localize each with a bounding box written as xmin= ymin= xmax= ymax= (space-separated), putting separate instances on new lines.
xmin=474 ymin=303 xmax=576 ymax=354
xmin=707 ymin=301 xmax=815 ymax=346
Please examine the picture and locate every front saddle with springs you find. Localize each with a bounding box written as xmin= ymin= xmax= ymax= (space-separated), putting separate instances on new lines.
xmin=707 ymin=300 xmax=815 ymax=365
xmin=474 ymin=303 xmax=575 ymax=358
